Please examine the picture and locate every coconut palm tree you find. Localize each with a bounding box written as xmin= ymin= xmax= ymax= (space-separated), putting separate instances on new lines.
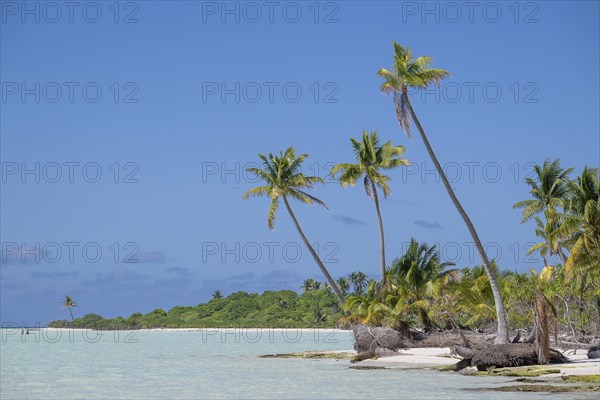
xmin=330 ymin=131 xmax=409 ymax=287
xmin=212 ymin=290 xmax=223 ymax=299
xmin=513 ymin=158 xmax=573 ymax=223
xmin=555 ymin=167 xmax=600 ymax=276
xmin=61 ymin=295 xmax=76 ymax=321
xmin=300 ymin=278 xmax=323 ymax=292
xmin=343 ymin=279 xmax=385 ymax=326
xmin=348 ymin=271 xmax=368 ymax=295
xmin=300 ymin=278 xmax=316 ymax=292
xmin=242 ymin=148 xmax=345 ymax=307
xmin=456 ymin=263 xmax=514 ymax=329
xmin=377 ymin=41 xmax=509 ymax=343
xmin=387 ymin=238 xmax=456 ymax=330
xmin=336 ymin=277 xmax=350 ymax=295
xmin=527 ymin=216 xmax=567 ymax=266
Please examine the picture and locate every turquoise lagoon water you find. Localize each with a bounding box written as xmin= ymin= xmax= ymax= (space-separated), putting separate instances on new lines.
xmin=0 ymin=328 xmax=595 ymax=399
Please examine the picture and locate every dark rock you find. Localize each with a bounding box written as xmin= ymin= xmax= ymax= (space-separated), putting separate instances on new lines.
xmin=351 ymin=324 xmax=406 ymax=354
xmin=549 ymin=348 xmax=569 ymax=364
xmin=447 ymin=357 xmax=472 ymax=371
xmin=588 ymin=346 xmax=600 ymax=359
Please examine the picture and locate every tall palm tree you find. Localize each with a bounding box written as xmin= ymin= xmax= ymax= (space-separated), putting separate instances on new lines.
xmin=348 ymin=271 xmax=368 ymax=295
xmin=242 ymin=148 xmax=345 ymax=307
xmin=377 ymin=41 xmax=510 ymax=343
xmin=61 ymin=295 xmax=76 ymax=321
xmin=387 ymin=238 xmax=456 ymax=330
xmin=330 ymin=131 xmax=409 ymax=287
xmin=513 ymin=158 xmax=573 ymax=223
xmin=212 ymin=290 xmax=223 ymax=299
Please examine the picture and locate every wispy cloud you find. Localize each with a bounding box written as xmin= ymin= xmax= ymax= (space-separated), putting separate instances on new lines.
xmin=414 ymin=220 xmax=444 ymax=230
xmin=332 ymin=214 xmax=366 ymax=226
xmin=31 ymin=270 xmax=79 ymax=279
xmin=1 ymin=280 xmax=29 ymax=290
xmin=136 ymin=251 xmax=167 ymax=264
xmin=164 ymin=266 xmax=190 ymax=276
xmin=80 ymin=267 xmax=149 ymax=290
xmin=195 ymin=269 xmax=304 ymax=297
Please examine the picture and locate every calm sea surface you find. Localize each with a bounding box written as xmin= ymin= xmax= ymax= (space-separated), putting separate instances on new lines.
xmin=0 ymin=328 xmax=595 ymax=399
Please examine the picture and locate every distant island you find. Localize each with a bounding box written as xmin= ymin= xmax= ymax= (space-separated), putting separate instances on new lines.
xmin=48 ymin=289 xmax=344 ymax=330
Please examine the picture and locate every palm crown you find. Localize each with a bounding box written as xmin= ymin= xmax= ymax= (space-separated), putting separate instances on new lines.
xmin=242 ymin=148 xmax=327 ymax=229
xmin=388 ymin=239 xmax=455 ymax=301
xmin=377 ymin=42 xmax=449 ymax=138
xmin=330 ymin=130 xmax=408 ymax=198
xmin=61 ymin=295 xmax=76 ymax=309
xmin=513 ymin=158 xmax=573 ymax=223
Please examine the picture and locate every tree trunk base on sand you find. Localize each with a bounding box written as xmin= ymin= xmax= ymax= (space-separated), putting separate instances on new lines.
xmin=456 ymin=343 xmax=569 ymax=371
xmin=351 ymin=324 xmax=406 ymax=356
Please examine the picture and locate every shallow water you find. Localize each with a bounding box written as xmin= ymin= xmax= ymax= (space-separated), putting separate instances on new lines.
xmin=0 ymin=328 xmax=595 ymax=399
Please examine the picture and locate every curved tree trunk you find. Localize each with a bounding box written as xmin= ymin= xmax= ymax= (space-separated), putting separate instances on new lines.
xmin=403 ymin=91 xmax=510 ymax=344
xmin=371 ymin=182 xmax=387 ymax=288
xmin=68 ymin=307 xmax=74 ymax=321
xmin=282 ymin=195 xmax=346 ymax=309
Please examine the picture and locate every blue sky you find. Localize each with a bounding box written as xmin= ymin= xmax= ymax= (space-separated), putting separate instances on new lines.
xmin=1 ymin=1 xmax=598 ymax=325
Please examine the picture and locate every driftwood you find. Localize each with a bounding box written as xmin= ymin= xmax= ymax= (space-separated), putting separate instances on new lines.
xmin=523 ymin=326 xmax=536 ymax=343
xmin=455 ymin=345 xmax=476 ymax=359
xmin=511 ymin=330 xmax=521 ymax=343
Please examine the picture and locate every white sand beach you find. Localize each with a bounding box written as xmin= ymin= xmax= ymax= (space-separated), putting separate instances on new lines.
xmin=364 ymin=346 xmax=600 ymax=376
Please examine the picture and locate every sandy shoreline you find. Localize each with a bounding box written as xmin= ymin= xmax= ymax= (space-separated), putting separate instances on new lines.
xmin=363 ymin=347 xmax=599 ymax=376
xmin=41 ymin=327 xmax=348 ymax=333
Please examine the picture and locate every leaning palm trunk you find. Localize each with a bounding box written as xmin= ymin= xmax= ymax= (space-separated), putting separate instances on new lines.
xmin=68 ymin=308 xmax=74 ymax=321
xmin=282 ymin=196 xmax=346 ymax=308
xmin=371 ymin=182 xmax=387 ymax=288
xmin=403 ymin=91 xmax=510 ymax=344
xmin=534 ymin=287 xmax=549 ymax=364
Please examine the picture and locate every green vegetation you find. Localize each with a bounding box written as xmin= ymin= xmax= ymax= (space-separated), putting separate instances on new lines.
xmin=560 ymin=375 xmax=600 ymax=383
xmin=468 ymin=385 xmax=599 ymax=393
xmin=48 ymin=289 xmax=344 ymax=329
